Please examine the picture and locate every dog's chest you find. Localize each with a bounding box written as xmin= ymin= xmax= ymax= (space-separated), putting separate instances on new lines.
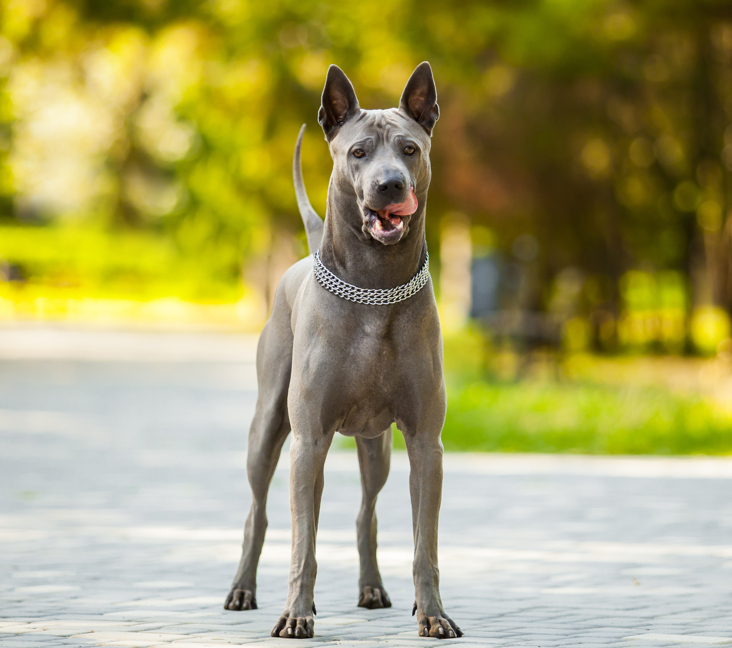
xmin=333 ymin=319 xmax=407 ymax=391
xmin=296 ymin=306 xmax=438 ymax=436
xmin=289 ymin=277 xmax=443 ymax=436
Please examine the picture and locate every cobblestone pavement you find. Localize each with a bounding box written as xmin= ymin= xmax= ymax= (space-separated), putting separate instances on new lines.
xmin=2 ymin=326 xmax=732 ymax=647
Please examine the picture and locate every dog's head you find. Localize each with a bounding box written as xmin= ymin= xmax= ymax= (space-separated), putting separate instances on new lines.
xmin=319 ymin=62 xmax=439 ymax=246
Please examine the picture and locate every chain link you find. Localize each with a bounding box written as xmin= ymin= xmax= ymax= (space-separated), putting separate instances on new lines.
xmin=312 ymin=250 xmax=430 ymax=305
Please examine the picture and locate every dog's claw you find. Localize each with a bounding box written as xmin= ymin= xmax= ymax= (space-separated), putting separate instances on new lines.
xmin=272 ymin=612 xmax=315 ymax=639
xmin=412 ymin=602 xmax=417 ymax=616
xmin=416 ymin=612 xmax=463 ymax=639
xmin=224 ymin=587 xmax=256 ymax=611
xmin=358 ymin=586 xmax=391 ymax=610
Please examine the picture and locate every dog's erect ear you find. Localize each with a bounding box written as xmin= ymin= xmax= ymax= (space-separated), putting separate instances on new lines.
xmin=318 ymin=65 xmax=360 ymax=140
xmin=399 ymin=62 xmax=439 ymax=135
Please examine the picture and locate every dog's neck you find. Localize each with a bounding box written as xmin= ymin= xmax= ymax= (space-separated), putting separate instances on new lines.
xmin=319 ymin=179 xmax=428 ymax=291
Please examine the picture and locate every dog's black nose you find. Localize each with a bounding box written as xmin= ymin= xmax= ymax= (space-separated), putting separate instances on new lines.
xmin=377 ymin=177 xmax=406 ymax=193
xmin=376 ymin=176 xmax=405 ymax=202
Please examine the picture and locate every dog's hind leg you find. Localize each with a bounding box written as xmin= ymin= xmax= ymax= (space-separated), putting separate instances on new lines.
xmin=355 ymin=428 xmax=393 ymax=609
xmin=225 ymin=306 xmax=293 ymax=611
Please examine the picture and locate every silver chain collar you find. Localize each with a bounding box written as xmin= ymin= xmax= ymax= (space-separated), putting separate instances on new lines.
xmin=312 ymin=249 xmax=430 ymax=305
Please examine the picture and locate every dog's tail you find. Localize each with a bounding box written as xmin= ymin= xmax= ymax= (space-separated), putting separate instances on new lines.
xmin=294 ymin=124 xmax=324 ymax=255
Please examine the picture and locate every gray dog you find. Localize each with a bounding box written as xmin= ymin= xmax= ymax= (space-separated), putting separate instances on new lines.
xmin=224 ymin=62 xmax=462 ymax=640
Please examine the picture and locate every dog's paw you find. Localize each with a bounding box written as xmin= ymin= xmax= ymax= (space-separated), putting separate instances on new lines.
xmin=357 ymin=585 xmax=392 ymax=609
xmin=415 ymin=609 xmax=463 ymax=639
xmin=271 ymin=610 xmax=315 ymax=638
xmin=224 ymin=588 xmax=257 ymax=611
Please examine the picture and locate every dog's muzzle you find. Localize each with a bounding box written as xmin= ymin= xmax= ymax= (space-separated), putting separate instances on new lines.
xmin=363 ymin=189 xmax=418 ymax=245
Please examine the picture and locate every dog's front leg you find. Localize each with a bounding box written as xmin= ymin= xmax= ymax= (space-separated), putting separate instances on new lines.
xmin=271 ymin=430 xmax=333 ymax=639
xmin=404 ymin=433 xmax=463 ymax=639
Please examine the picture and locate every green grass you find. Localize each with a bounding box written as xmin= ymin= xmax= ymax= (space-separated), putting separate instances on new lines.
xmin=434 ymin=326 xmax=732 ymax=455
xmin=0 ymin=224 xmax=243 ymax=301
xmin=442 ymin=380 xmax=732 ymax=454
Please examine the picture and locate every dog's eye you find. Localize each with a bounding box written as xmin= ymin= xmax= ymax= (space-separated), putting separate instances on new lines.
xmin=404 ymin=145 xmax=416 ymax=156
xmin=352 ymin=149 xmax=365 ymax=158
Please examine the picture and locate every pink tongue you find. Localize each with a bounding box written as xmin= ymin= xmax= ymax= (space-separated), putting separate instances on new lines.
xmin=382 ymin=189 xmax=418 ymax=217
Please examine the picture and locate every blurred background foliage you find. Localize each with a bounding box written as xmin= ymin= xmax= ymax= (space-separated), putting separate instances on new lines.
xmin=2 ymin=0 xmax=732 ymax=452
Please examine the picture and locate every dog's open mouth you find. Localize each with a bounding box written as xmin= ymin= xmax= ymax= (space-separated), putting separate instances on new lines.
xmin=365 ymin=189 xmax=418 ymax=244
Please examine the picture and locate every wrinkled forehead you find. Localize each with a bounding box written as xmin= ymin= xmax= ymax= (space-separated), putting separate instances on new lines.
xmin=330 ymin=108 xmax=431 ymax=154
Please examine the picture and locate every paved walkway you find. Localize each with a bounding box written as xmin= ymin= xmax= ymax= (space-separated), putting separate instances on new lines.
xmin=2 ymin=326 xmax=732 ymax=647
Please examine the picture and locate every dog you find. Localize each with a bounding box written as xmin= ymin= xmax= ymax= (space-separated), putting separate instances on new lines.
xmin=224 ymin=62 xmax=462 ymax=640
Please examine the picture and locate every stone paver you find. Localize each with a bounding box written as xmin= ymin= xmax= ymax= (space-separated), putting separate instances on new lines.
xmin=2 ymin=325 xmax=732 ymax=647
